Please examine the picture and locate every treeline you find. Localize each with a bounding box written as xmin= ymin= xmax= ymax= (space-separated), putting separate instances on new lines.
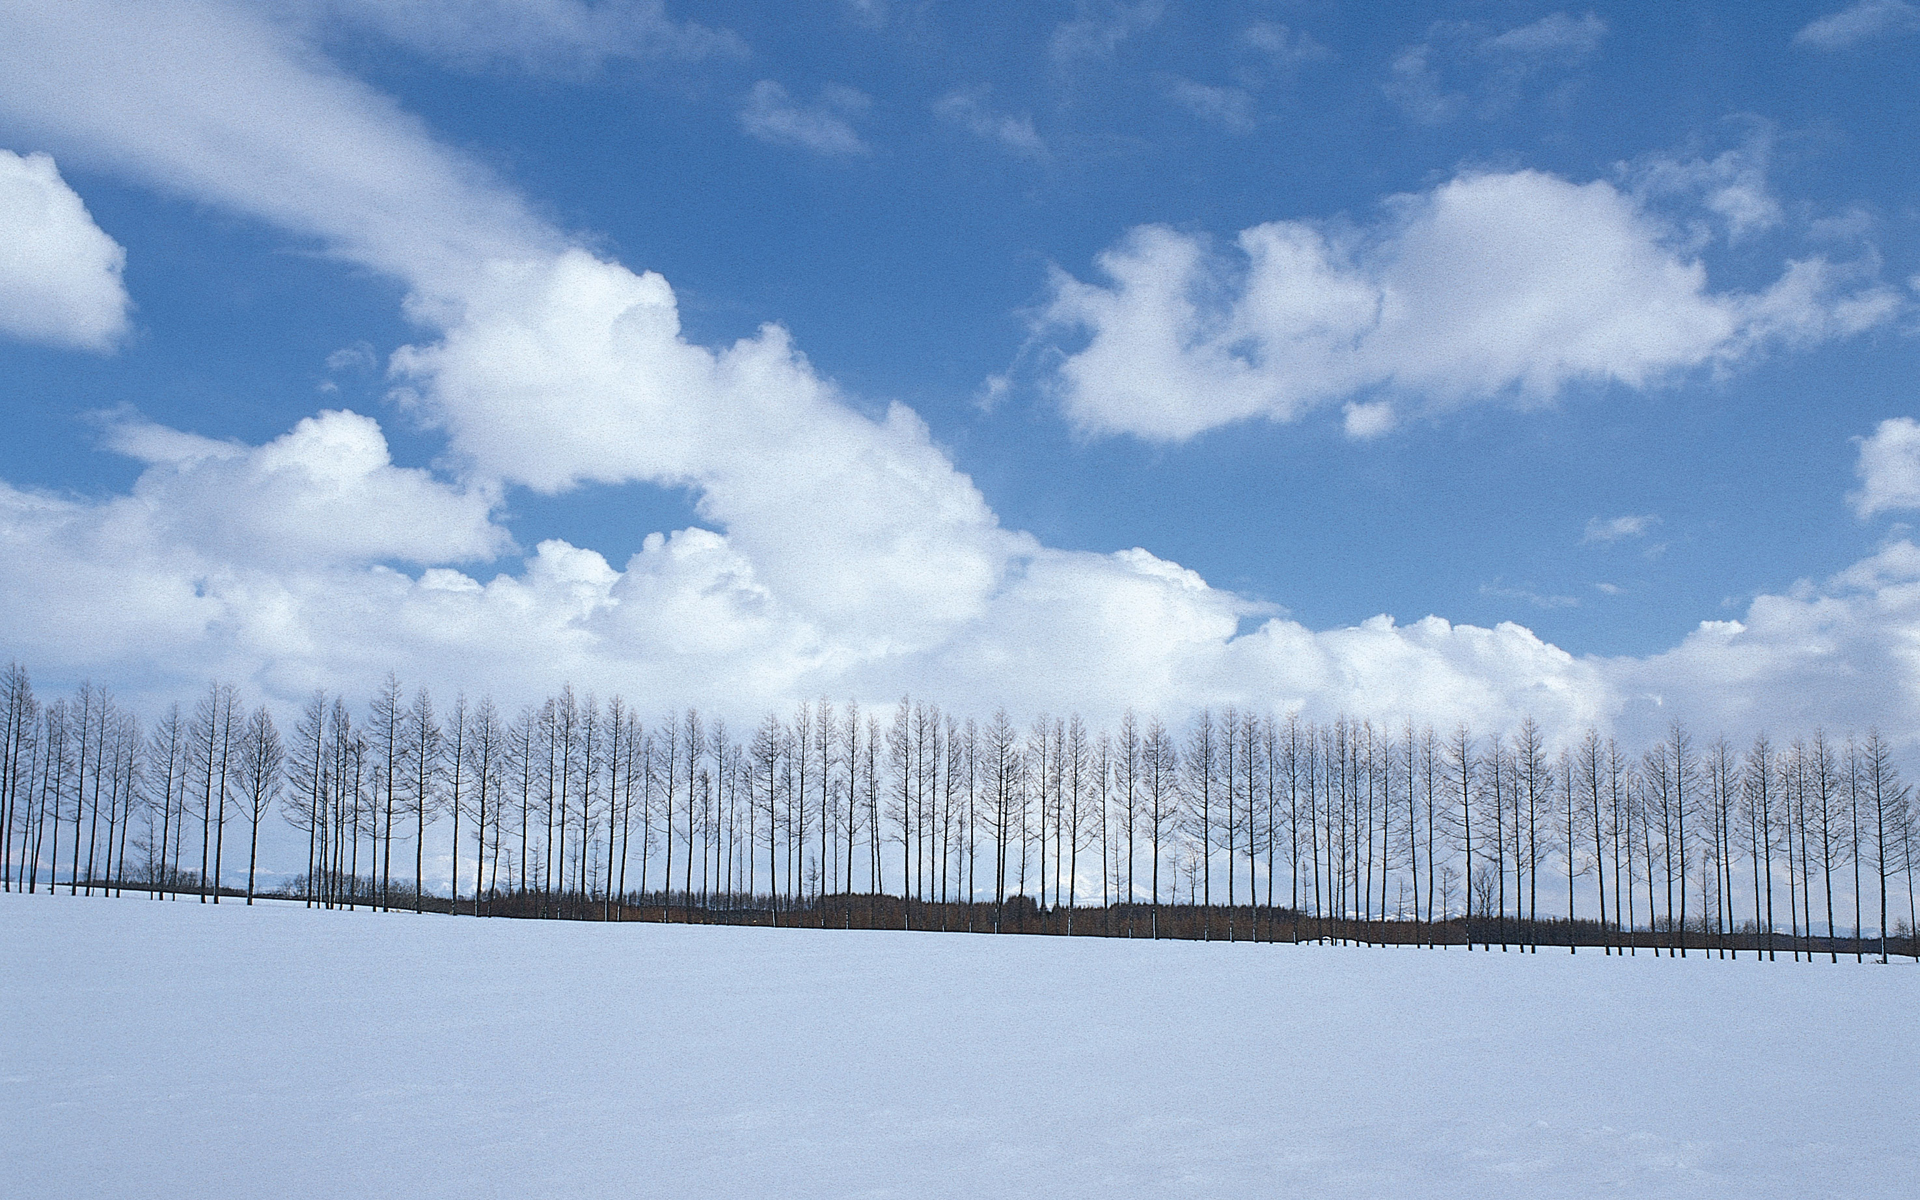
xmin=2 ymin=662 xmax=1917 ymax=962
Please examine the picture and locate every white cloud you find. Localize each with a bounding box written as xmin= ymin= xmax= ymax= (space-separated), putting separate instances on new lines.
xmin=324 ymin=340 xmax=377 ymax=373
xmin=1480 ymin=582 xmax=1581 ymax=610
xmin=1614 ymin=540 xmax=1920 ymax=738
xmin=1032 ymin=169 xmax=1902 ymax=441
xmin=1239 ymin=22 xmax=1328 ymax=64
xmin=1162 ymin=78 xmax=1256 ymax=133
xmin=1387 ymin=12 xmax=1606 ymax=124
xmin=1583 ymin=514 xmax=1660 ymax=544
xmin=1625 ymin=124 xmax=1782 ymax=243
xmin=1050 ymin=0 xmax=1162 ymax=63
xmin=100 ymin=408 xmax=509 ymax=566
xmin=0 ymin=0 xmax=559 ymax=297
xmin=1484 ymin=11 xmax=1607 ymax=58
xmin=1342 ymin=400 xmax=1395 ymax=439
xmin=298 ymin=0 xmax=745 ymax=76
xmin=839 ymin=0 xmax=887 ymax=30
xmin=739 ymin=80 xmax=871 ymax=156
xmin=1384 ymin=45 xmax=1459 ymax=125
xmin=933 ymin=89 xmax=1046 ymax=159
xmin=0 ymin=149 xmax=130 ymax=351
xmin=1793 ymin=0 xmax=1920 ymax=50
xmin=1850 ymin=417 xmax=1920 ymax=517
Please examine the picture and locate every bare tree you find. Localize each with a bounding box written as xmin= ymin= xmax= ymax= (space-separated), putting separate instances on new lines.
xmin=402 ymin=687 xmax=443 ymax=912
xmin=1143 ymin=718 xmax=1179 ymax=938
xmin=1447 ymin=726 xmax=1475 ymax=949
xmin=1183 ymin=709 xmax=1218 ymax=938
xmin=0 ymin=663 xmax=36 ymax=893
xmin=237 ymin=704 xmax=282 ymax=904
xmin=188 ymin=683 xmax=239 ymax=903
xmin=1740 ymin=736 xmax=1778 ymax=959
xmin=369 ymin=673 xmax=404 ymax=910
xmin=1863 ymin=730 xmax=1910 ymax=963
xmin=144 ymin=704 xmax=184 ymax=899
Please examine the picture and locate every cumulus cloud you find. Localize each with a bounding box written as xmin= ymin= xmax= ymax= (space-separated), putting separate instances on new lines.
xmin=738 ymin=80 xmax=871 ymax=156
xmin=1031 ymin=169 xmax=1902 ymax=441
xmin=1615 ymin=540 xmax=1920 ymax=737
xmin=1583 ymin=514 xmax=1660 ymax=544
xmin=1793 ymin=0 xmax=1920 ymax=50
xmin=0 ymin=148 xmax=130 ymax=351
xmin=100 ymin=408 xmax=509 ymax=566
xmin=1850 ymin=417 xmax=1920 ymax=517
xmin=933 ymin=88 xmax=1046 ymax=158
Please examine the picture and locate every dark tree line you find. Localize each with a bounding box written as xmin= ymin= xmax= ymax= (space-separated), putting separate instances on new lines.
xmin=4 ymin=663 xmax=1917 ymax=961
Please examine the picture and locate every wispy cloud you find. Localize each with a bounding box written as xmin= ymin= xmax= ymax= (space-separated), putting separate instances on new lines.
xmin=1239 ymin=21 xmax=1329 ymax=65
xmin=1051 ymin=0 xmax=1162 ymax=63
xmin=1387 ymin=11 xmax=1607 ymax=125
xmin=1342 ymin=401 xmax=1395 ymax=440
xmin=739 ymin=81 xmax=871 ymax=156
xmin=1624 ymin=122 xmax=1782 ymax=243
xmin=1794 ymin=0 xmax=1920 ymax=50
xmin=325 ymin=341 xmax=377 ymax=374
xmin=1162 ymin=77 xmax=1256 ymax=133
xmin=934 ymin=88 xmax=1046 ymax=158
xmin=1485 ymin=11 xmax=1607 ymax=58
xmin=1480 ymin=580 xmax=1581 ymax=609
xmin=1583 ymin=514 xmax=1661 ymax=544
xmin=840 ymin=0 xmax=888 ymax=30
xmin=314 ymin=0 xmax=745 ymax=77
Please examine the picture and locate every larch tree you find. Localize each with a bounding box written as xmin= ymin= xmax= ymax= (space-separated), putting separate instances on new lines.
xmin=144 ymin=704 xmax=184 ymax=899
xmin=0 ymin=663 xmax=36 ymax=894
xmin=1863 ymin=730 xmax=1909 ymax=962
xmin=1142 ymin=718 xmax=1179 ymax=939
xmin=1447 ymin=726 xmax=1475 ymax=949
xmin=1184 ymin=709 xmax=1217 ymax=937
xmin=403 ymin=687 xmax=443 ymax=912
xmin=1741 ymin=735 xmax=1777 ymax=959
xmin=369 ymin=673 xmax=405 ymax=911
xmin=237 ymin=704 xmax=282 ymax=904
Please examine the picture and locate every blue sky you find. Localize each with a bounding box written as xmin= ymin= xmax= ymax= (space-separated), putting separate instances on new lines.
xmin=2 ymin=0 xmax=1919 ymax=740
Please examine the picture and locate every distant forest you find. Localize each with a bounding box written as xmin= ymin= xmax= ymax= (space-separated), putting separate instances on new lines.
xmin=3 ymin=661 xmax=1916 ymax=962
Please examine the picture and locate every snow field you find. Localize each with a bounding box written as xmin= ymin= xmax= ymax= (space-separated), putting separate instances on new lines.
xmin=1 ymin=891 xmax=1914 ymax=1199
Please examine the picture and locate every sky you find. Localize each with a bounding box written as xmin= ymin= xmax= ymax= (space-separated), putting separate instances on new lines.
xmin=1 ymin=0 xmax=1919 ymax=746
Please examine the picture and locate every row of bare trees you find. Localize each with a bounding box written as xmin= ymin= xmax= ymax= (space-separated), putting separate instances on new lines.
xmin=0 ymin=666 xmax=285 ymax=906
xmin=4 ymin=663 xmax=1917 ymax=960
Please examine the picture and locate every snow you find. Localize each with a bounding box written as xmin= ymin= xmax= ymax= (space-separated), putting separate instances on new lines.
xmin=2 ymin=892 xmax=1914 ymax=1198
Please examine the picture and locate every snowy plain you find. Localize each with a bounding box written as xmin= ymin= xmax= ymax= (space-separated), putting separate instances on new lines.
xmin=2 ymin=891 xmax=1914 ymax=1199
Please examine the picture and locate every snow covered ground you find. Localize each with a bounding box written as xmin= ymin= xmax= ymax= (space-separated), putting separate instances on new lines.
xmin=2 ymin=892 xmax=1914 ymax=1199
